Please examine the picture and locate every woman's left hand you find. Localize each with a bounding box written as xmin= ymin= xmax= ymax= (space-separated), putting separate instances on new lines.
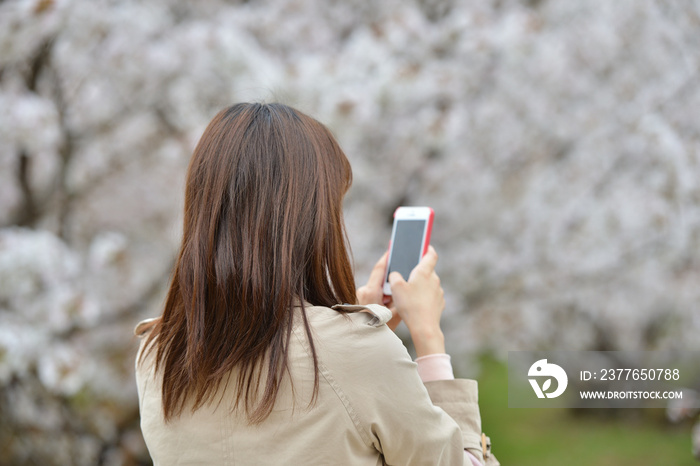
xmin=356 ymin=251 xmax=402 ymax=330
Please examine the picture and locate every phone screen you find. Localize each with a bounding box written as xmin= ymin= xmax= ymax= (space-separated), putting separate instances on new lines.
xmin=387 ymin=219 xmax=426 ymax=282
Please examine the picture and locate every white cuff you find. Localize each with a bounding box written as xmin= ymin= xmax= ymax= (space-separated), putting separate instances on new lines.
xmin=415 ymin=353 xmax=455 ymax=382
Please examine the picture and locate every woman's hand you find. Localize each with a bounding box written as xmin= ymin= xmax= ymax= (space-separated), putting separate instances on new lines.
xmin=356 ymin=251 xmax=402 ymax=330
xmin=388 ymin=246 xmax=446 ymax=357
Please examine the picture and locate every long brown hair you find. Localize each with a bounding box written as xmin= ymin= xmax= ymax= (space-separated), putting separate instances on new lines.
xmin=140 ymin=103 xmax=356 ymax=423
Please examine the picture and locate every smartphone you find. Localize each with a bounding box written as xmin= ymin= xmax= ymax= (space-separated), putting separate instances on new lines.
xmin=383 ymin=206 xmax=434 ymax=295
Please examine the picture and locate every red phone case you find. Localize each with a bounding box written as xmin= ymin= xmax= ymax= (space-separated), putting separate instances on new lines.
xmin=421 ymin=207 xmax=434 ymax=256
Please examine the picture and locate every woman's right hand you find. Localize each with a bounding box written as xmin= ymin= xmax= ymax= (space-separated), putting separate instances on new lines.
xmin=388 ymin=245 xmax=446 ymax=357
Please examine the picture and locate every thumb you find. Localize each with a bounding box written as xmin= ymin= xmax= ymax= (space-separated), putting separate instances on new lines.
xmin=388 ymin=271 xmax=406 ymax=289
xmin=416 ymin=245 xmax=438 ymax=274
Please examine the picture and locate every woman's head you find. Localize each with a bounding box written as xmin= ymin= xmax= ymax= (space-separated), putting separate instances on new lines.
xmin=145 ymin=103 xmax=356 ymax=422
xmin=184 ymin=102 xmax=355 ymax=311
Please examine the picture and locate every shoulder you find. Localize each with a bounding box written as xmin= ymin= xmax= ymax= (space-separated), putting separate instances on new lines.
xmin=133 ymin=317 xmax=159 ymax=377
xmin=134 ymin=317 xmax=159 ymax=337
xmin=299 ymin=304 xmax=407 ymax=356
xmin=294 ymin=304 xmax=416 ymax=386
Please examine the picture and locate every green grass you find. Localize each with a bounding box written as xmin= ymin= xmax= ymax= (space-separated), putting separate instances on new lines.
xmin=475 ymin=356 xmax=696 ymax=465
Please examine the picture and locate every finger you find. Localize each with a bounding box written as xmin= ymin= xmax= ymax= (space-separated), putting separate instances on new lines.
xmin=416 ymin=245 xmax=438 ymax=274
xmin=423 ymin=245 xmax=438 ymax=266
xmin=366 ymin=251 xmax=389 ymax=288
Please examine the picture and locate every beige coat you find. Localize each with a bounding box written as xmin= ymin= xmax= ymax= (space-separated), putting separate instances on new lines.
xmin=135 ymin=304 xmax=498 ymax=465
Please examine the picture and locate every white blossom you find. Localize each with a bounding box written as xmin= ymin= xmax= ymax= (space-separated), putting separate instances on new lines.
xmin=2 ymin=0 xmax=700 ymax=463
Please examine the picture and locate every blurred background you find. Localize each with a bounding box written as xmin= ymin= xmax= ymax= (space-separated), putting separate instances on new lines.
xmin=1 ymin=0 xmax=700 ymax=464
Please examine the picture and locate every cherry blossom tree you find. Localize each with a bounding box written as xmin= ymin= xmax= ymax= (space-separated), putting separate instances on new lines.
xmin=1 ymin=0 xmax=699 ymax=463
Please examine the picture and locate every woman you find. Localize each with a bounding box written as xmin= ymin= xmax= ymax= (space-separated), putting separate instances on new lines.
xmin=135 ymin=103 xmax=498 ymax=465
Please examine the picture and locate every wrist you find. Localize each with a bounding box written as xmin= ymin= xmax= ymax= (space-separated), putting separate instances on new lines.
xmin=410 ymin=326 xmax=445 ymax=357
